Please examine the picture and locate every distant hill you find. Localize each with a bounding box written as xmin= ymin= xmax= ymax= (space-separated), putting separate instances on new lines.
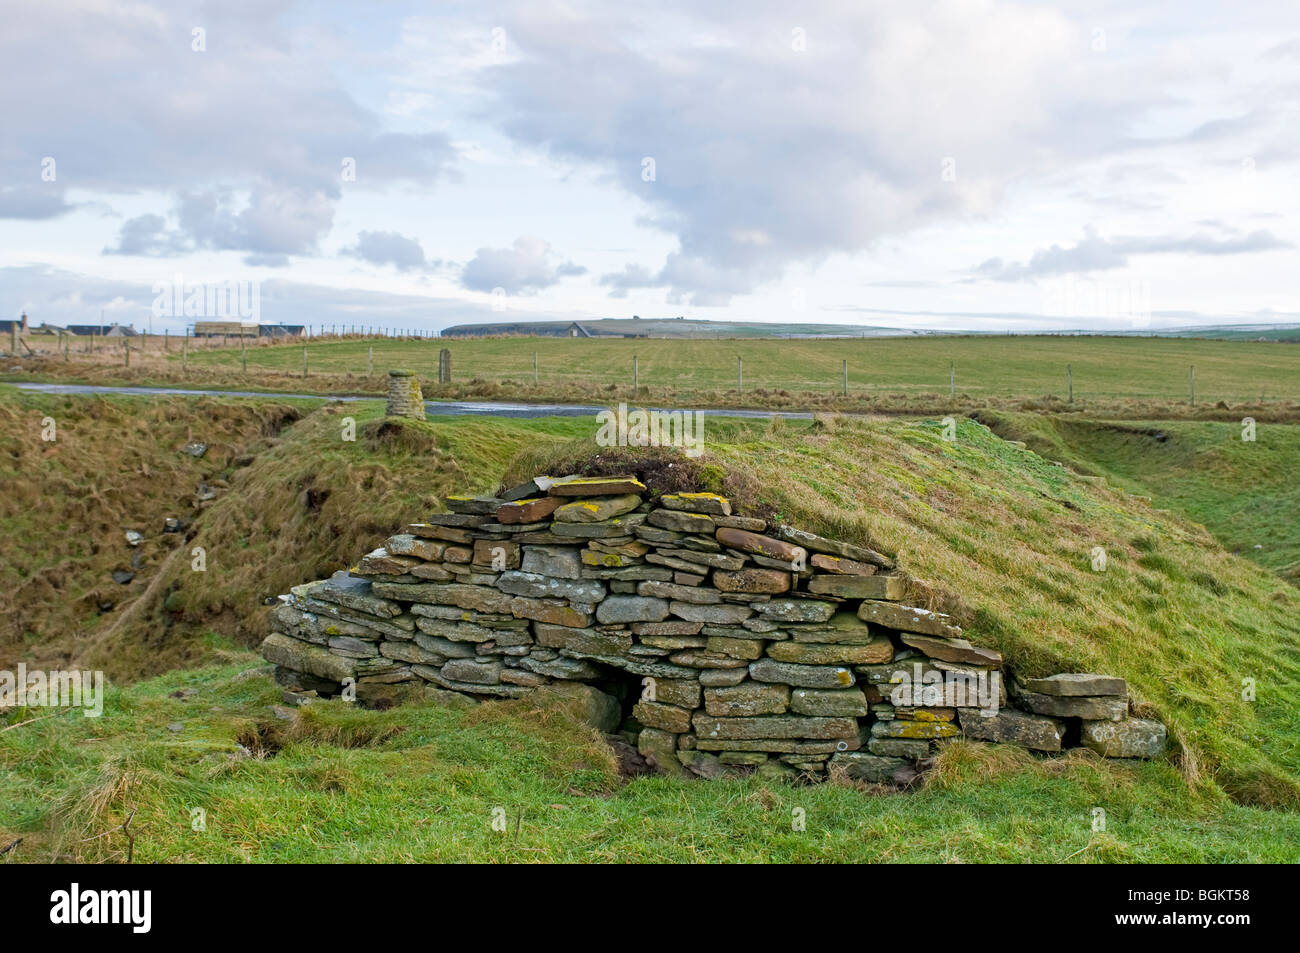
xmin=440 ymin=317 xmax=1300 ymax=341
xmin=439 ymin=317 xmax=932 ymax=339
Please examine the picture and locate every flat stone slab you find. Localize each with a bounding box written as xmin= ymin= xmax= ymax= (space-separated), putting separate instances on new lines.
xmin=1021 ymin=673 xmax=1126 ymax=697
xmin=767 ymin=638 xmax=892 ymax=665
xmin=596 ymin=595 xmax=671 ymax=624
xmin=771 ymin=525 xmax=895 ymax=569
xmin=715 ymin=527 xmax=805 ymax=564
xmin=1018 ymin=690 xmax=1127 ymax=721
xmin=809 ymin=553 xmax=878 ymax=576
xmin=520 ymin=545 xmax=582 ymax=579
xmin=660 ymin=492 xmax=731 ymax=516
xmin=749 ymin=658 xmax=855 ymax=689
xmin=496 ymin=496 xmax=560 ymax=524
xmin=789 ymin=688 xmax=868 ymax=717
xmin=647 ymin=510 xmax=716 ymax=534
xmin=1080 ymin=717 xmax=1167 ymax=758
xmin=692 ymin=713 xmax=859 ymax=741
xmin=900 ymin=633 xmax=1002 ymax=667
xmin=713 ymin=567 xmax=791 ymax=594
xmin=554 ymin=494 xmax=643 ymax=523
xmin=668 ymin=601 xmax=754 ymax=624
xmin=808 ymin=574 xmax=906 ymax=600
xmin=857 ymin=601 xmax=962 ymax=638
xmin=703 ymin=683 xmax=790 ymax=717
xmin=755 ymin=598 xmax=837 ymax=623
xmin=829 ymin=752 xmax=910 ymax=783
xmin=870 ymin=719 xmax=958 ymax=739
xmin=496 ymin=570 xmax=606 ymax=603
xmin=548 ymin=475 xmax=647 ymax=496
xmin=958 ymin=707 xmax=1064 ymax=751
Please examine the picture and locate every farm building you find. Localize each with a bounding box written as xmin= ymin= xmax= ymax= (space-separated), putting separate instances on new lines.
xmin=193 ymin=320 xmax=259 ymax=338
xmin=64 ymin=322 xmax=139 ymax=337
xmin=0 ymin=313 xmax=29 ymax=335
xmin=258 ymin=324 xmax=306 ymax=338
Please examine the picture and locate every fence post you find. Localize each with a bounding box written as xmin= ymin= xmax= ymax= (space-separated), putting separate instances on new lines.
xmin=183 ymin=330 xmax=188 ymax=372
xmin=303 ymin=346 xmax=308 ymax=379
xmin=1189 ymin=365 xmax=1195 ymax=406
xmin=1067 ymin=364 xmax=1073 ymax=403
xmin=533 ymin=351 xmax=538 ymax=385
xmin=63 ymin=333 xmax=69 ymax=362
xmin=842 ymin=359 xmax=848 ymax=397
xmin=633 ymin=354 xmax=638 ymax=392
xmin=368 ymin=346 xmax=374 ymax=376
xmin=949 ymin=360 xmax=955 ymax=399
xmin=737 ymin=356 xmax=743 ymax=392
xmin=241 ymin=335 xmax=247 ymax=373
xmin=124 ymin=340 xmax=130 ymax=367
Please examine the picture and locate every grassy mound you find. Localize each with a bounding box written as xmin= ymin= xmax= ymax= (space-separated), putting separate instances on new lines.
xmin=511 ymin=413 xmax=1300 ymax=807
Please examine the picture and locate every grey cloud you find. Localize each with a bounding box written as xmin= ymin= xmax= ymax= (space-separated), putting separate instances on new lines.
xmin=1 ymin=263 xmax=571 ymax=333
xmin=0 ymin=185 xmax=76 ymax=220
xmin=342 ymin=231 xmax=429 ymax=272
xmin=461 ymin=236 xmax=586 ymax=293
xmin=976 ymin=228 xmax=1293 ymax=281
xmin=483 ymin=1 xmax=1151 ymax=301
xmin=0 ymin=0 xmax=453 ymax=255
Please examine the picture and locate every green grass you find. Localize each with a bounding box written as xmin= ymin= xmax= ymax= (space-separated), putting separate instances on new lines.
xmin=3 ymin=657 xmax=1297 ymax=863
xmin=4 ymin=390 xmax=1300 ymax=861
xmin=176 ymin=334 xmax=1300 ymax=403
xmin=979 ymin=413 xmax=1300 ymax=581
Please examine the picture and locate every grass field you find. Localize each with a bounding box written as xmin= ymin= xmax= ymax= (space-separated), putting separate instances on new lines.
xmin=981 ymin=413 xmax=1300 ymax=583
xmin=168 ymin=334 xmax=1300 ymax=404
xmin=3 ymin=386 xmax=1300 ymax=861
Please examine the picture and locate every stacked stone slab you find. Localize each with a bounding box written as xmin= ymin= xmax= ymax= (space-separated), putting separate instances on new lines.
xmin=385 ymin=368 xmax=425 ymax=420
xmin=262 ymin=472 xmax=1166 ymax=783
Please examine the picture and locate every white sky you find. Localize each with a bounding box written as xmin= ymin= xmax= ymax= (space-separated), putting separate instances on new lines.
xmin=1 ymin=0 xmax=1297 ymax=333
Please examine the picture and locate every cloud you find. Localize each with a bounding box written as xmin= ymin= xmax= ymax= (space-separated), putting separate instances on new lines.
xmin=975 ymin=227 xmax=1293 ymax=281
xmin=461 ymin=236 xmax=586 ymax=293
xmin=480 ymin=0 xmax=1153 ymax=302
xmin=0 ymin=263 xmax=573 ymax=332
xmin=0 ymin=0 xmax=454 ymax=257
xmin=341 ymin=230 xmax=430 ymax=272
xmin=0 ymin=185 xmax=76 ymax=220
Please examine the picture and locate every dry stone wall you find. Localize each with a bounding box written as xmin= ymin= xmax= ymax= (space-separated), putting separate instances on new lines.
xmin=262 ymin=472 xmax=1167 ymax=783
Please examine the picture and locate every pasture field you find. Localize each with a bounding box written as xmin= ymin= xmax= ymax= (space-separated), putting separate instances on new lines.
xmin=2 ymin=387 xmax=1299 ymax=862
xmin=15 ymin=333 xmax=1300 ymax=409
xmin=178 ymin=334 xmax=1300 ymax=404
